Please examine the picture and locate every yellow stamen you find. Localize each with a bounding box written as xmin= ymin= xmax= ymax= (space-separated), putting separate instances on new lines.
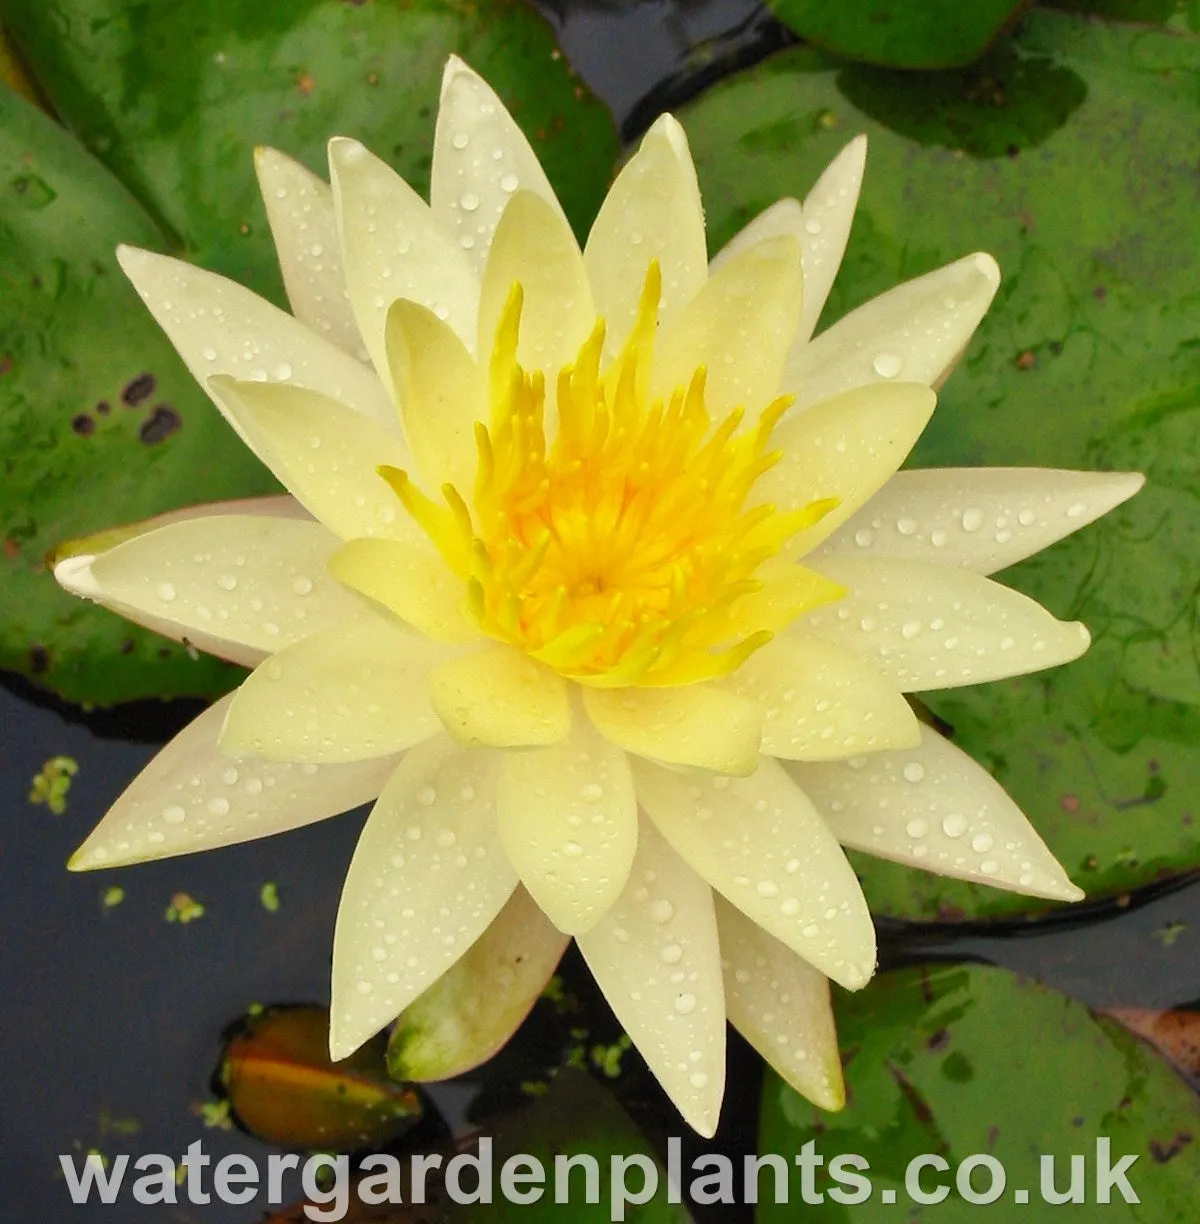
xmin=387 ymin=262 xmax=842 ymax=687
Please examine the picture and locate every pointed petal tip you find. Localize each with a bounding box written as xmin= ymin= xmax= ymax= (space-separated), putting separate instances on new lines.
xmin=53 ymin=553 xmax=99 ymax=597
xmin=973 ymin=251 xmax=1001 ymax=287
xmin=66 ymin=846 xmax=92 ymax=872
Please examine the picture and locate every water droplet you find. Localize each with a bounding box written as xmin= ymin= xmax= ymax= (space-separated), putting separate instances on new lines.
xmin=563 ymin=840 xmax=583 ymax=858
xmin=1066 ymin=501 xmax=1086 ymax=518
xmin=756 ymin=880 xmax=779 ymax=898
xmin=201 ymin=346 xmax=218 ymax=362
xmin=689 ymin=1071 xmax=709 ymax=1089
xmin=581 ymin=782 xmax=603 ymax=802
xmin=355 ymin=980 xmax=373 ymax=996
xmin=417 ymin=786 xmax=437 ymax=806
xmin=1018 ymin=508 xmax=1037 ymax=526
xmin=161 ymin=805 xmax=186 ymax=825
xmin=906 ymin=818 xmax=929 ymax=838
xmin=451 ymin=132 xmax=469 ymax=150
xmin=903 ymin=762 xmax=926 ymax=783
xmin=896 ymin=516 xmax=917 ymax=536
xmin=459 ymin=191 xmax=480 ymax=212
xmin=942 ymin=813 xmax=967 ymax=838
xmin=660 ymin=943 xmax=683 ymax=964
xmin=156 ymin=582 xmax=177 ymax=602
xmin=872 ymin=352 xmax=903 ymax=379
xmin=275 ymin=362 xmax=293 ymax=380
xmin=803 ymin=217 xmax=822 ymax=235
xmin=961 ymin=507 xmax=984 ymax=532
xmin=649 ymin=899 xmax=674 ymax=924
xmin=854 ymin=528 xmax=874 ymax=547
xmin=436 ymin=829 xmax=456 ymax=848
xmin=674 ymin=993 xmax=697 ymax=1015
xmin=980 ymin=859 xmax=999 ymax=875
xmin=901 ymin=619 xmax=922 ymax=640
xmin=207 ymin=797 xmax=230 ymax=816
xmin=221 ymin=767 xmax=239 ymax=786
xmin=500 ymin=173 xmax=519 ymax=193
xmin=971 ymin=832 xmax=994 ymax=853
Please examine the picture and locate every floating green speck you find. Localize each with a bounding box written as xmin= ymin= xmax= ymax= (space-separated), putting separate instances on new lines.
xmin=191 ymin=1098 xmax=232 ymax=1130
xmin=101 ymin=886 xmax=124 ymax=910
xmin=28 ymin=755 xmax=78 ymax=814
xmin=1153 ymin=921 xmax=1187 ymax=948
xmin=165 ymin=892 xmax=205 ymax=924
xmin=260 ymin=881 xmax=279 ymax=913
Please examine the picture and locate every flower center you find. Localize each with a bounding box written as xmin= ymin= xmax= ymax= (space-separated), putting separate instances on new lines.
xmin=385 ymin=263 xmax=839 ymax=686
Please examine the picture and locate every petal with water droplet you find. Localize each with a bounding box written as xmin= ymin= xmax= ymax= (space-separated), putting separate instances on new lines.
xmin=760 ymin=381 xmax=936 ymax=554
xmin=428 ymin=646 xmax=571 ymax=748
xmin=115 ymin=246 xmax=395 ymax=436
xmin=634 ymin=756 xmax=876 ymax=990
xmin=782 ymin=252 xmax=1000 ymax=412
xmin=497 ymin=715 xmax=637 ymax=934
xmin=716 ymin=896 xmax=844 ymax=1111
xmin=431 ymin=56 xmax=567 ymax=275
xmin=68 ymin=693 xmax=396 ymax=871
xmin=795 ymin=556 xmax=1091 ymax=691
xmin=820 ymin=468 xmax=1146 ymax=575
xmin=328 ymin=538 xmax=478 ymax=644
xmin=387 ymin=887 xmax=568 ymax=1081
xmin=722 ymin=635 xmax=919 ymax=761
xmin=329 ymin=137 xmax=479 ymax=387
xmin=653 ymin=235 xmax=802 ymax=422
xmin=789 ymin=725 xmax=1084 ymax=902
xmin=254 ymin=147 xmax=361 ymax=356
xmin=220 ymin=619 xmax=450 ymax=763
xmin=330 ymin=735 xmax=516 ymax=1058
xmin=79 ymin=514 xmax=364 ymax=656
xmin=478 ymin=191 xmax=596 ymax=393
xmin=385 ymin=299 xmax=487 ymax=492
xmin=583 ymin=685 xmax=761 ymax=776
xmin=207 ymin=377 xmax=422 ymax=545
xmin=583 ymin=115 xmax=707 ymax=359
xmin=576 ymin=819 xmax=726 ymax=1137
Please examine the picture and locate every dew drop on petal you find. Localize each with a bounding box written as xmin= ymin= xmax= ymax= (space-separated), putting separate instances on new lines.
xmin=872 ymin=352 xmax=903 ymax=379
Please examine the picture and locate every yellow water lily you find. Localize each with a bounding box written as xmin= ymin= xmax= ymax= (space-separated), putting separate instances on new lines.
xmin=56 ymin=58 xmax=1141 ymax=1136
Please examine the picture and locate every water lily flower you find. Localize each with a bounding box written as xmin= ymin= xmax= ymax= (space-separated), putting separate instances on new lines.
xmin=55 ymin=58 xmax=1141 ymax=1136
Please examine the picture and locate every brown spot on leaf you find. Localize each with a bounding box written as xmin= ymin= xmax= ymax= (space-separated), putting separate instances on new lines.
xmin=927 ymin=1028 xmax=950 ymax=1052
xmin=96 ymin=399 xmax=111 ymax=416
xmin=71 ymin=413 xmax=95 ymax=436
xmin=1015 ymin=349 xmax=1036 ymax=371
xmin=1149 ymin=1132 xmax=1193 ymax=1163
xmin=297 ymin=71 xmax=315 ymax=95
xmin=30 ymin=644 xmax=49 ymax=674
xmin=119 ymin=638 xmax=135 ymax=655
xmin=122 ymin=372 xmax=156 ymax=406
xmin=3 ymin=538 xmax=19 ymax=560
xmin=140 ymin=404 xmax=182 ymax=444
xmin=1104 ymin=1008 xmax=1200 ymax=1079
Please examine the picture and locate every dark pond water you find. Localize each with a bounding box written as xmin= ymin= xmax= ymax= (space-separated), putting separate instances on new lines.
xmin=5 ymin=1 xmax=1200 ymax=1221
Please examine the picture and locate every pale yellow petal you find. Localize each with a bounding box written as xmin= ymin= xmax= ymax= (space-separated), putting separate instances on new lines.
xmin=789 ymin=726 xmax=1084 ymax=902
xmin=634 ymin=756 xmax=876 ymax=990
xmin=709 ymin=198 xmax=802 ymax=272
xmin=431 ymin=56 xmax=568 ymax=275
xmin=329 ymin=736 xmax=516 ymax=1058
xmin=388 ymin=887 xmax=568 ymax=1080
xmin=83 ymin=514 xmax=365 ymax=655
xmin=69 ymin=694 xmax=395 ymax=870
xmin=254 ymin=147 xmax=361 ymax=356
xmin=795 ymin=556 xmax=1091 ymax=691
xmin=220 ymin=619 xmax=449 ymax=762
xmin=478 ymin=190 xmax=596 ymax=389
xmin=576 ymin=819 xmax=726 ymax=1137
xmin=328 ymin=538 xmax=478 ymax=643
xmin=584 ymin=115 xmax=707 ymax=358
xmin=384 ymin=299 xmax=487 ymax=492
xmin=721 ymin=635 xmax=919 ymax=761
xmin=652 ymin=235 xmax=802 ymax=420
xmin=757 ymin=382 xmax=936 ymax=555
xmin=783 ymin=253 xmax=1001 ymax=412
xmin=207 ymin=377 xmax=422 ymax=544
xmin=496 ymin=715 xmax=637 ymax=934
xmin=428 ymin=646 xmax=571 ymax=748
xmin=819 ymin=468 xmax=1146 ymax=575
xmin=115 ymin=246 xmax=395 ymax=435
xmin=583 ymin=685 xmax=761 ymax=776
xmin=329 ymin=137 xmax=480 ymax=387
xmin=716 ymin=896 xmax=844 ymax=1110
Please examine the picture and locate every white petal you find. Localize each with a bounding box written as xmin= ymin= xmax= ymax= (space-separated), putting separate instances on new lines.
xmin=583 ymin=685 xmax=761 ymax=776
xmin=652 ymin=235 xmax=802 ymax=421
xmin=207 ymin=377 xmax=422 ymax=544
xmin=329 ymin=735 xmax=517 ymax=1058
xmin=219 ymin=619 xmax=450 ymax=763
xmin=634 ymin=757 xmax=876 ymax=990
xmin=716 ymin=896 xmax=844 ymax=1110
xmin=789 ymin=726 xmax=1084 ymax=902
xmin=388 ymin=887 xmax=568 ymax=1080
xmin=782 ymin=253 xmax=1001 ymax=413
xmin=428 ymin=646 xmax=571 ymax=748
xmin=386 ymin=299 xmax=487 ymax=493
xmin=583 ymin=114 xmax=707 ymax=358
xmin=84 ymin=515 xmax=365 ymax=655
xmin=254 ymin=147 xmax=362 ymax=356
xmin=576 ymin=819 xmax=726 ymax=1137
xmin=721 ymin=635 xmax=919 ymax=761
xmin=478 ymin=190 xmax=596 ymax=388
xmin=795 ymin=135 xmax=867 ymax=344
xmin=796 ymin=556 xmax=1091 ymax=691
xmin=496 ymin=716 xmax=637 ymax=934
xmin=115 ymin=246 xmax=396 ymax=437
xmin=68 ymin=694 xmax=395 ymax=870
xmin=55 ymin=553 xmax=266 ymax=669
xmin=431 ymin=56 xmax=568 ymax=275
xmin=709 ymin=198 xmax=802 ymax=273
xmin=329 ymin=137 xmax=480 ymax=387
xmin=757 ymin=381 xmax=936 ymax=554
xmin=820 ymin=468 xmax=1146 ymax=575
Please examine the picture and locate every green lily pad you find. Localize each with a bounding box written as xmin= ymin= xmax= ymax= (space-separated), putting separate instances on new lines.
xmin=759 ymin=964 xmax=1200 ymax=1222
xmin=1 ymin=0 xmax=618 ymax=287
xmin=765 ymin=0 xmax=1032 ymax=70
xmin=680 ymin=9 xmax=1200 ymax=919
xmin=1048 ymin=0 xmax=1200 ymax=33
xmin=0 ymin=86 xmax=272 ymax=705
xmin=0 ymin=0 xmax=617 ymax=706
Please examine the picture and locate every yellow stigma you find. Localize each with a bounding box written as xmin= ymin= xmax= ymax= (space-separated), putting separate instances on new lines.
xmin=383 ymin=262 xmax=841 ymax=687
